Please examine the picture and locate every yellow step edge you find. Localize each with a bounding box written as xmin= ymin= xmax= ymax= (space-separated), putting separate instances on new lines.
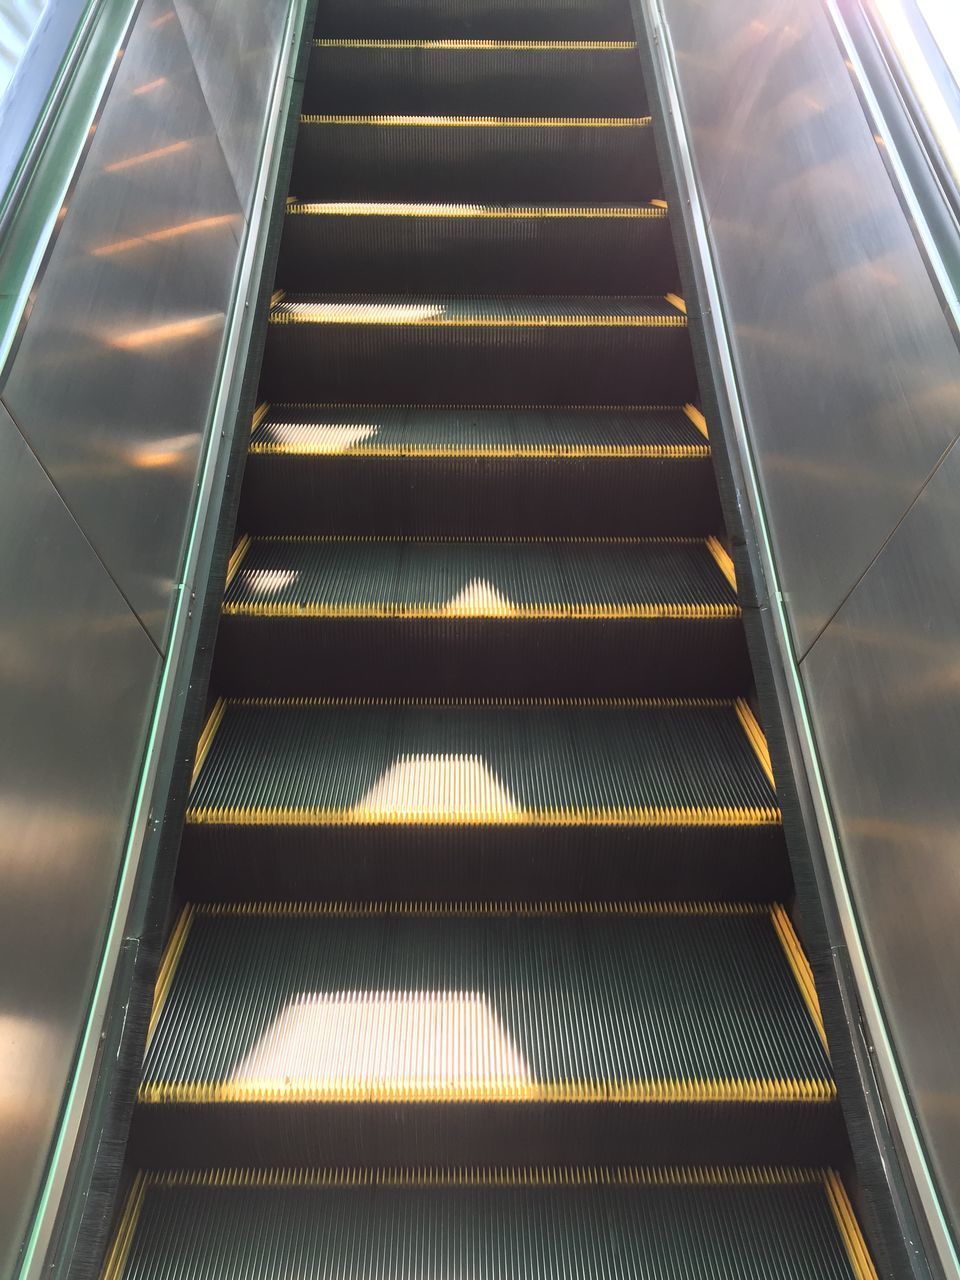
xmin=100 ymin=1173 xmax=146 ymax=1280
xmin=142 ymin=1165 xmax=826 ymax=1189
xmin=269 ymin=308 xmax=686 ymax=330
xmin=250 ymin=401 xmax=270 ymax=433
xmin=139 ymin=1075 xmax=835 ymax=1106
xmin=734 ymin=698 xmax=776 ymax=790
xmin=705 ymin=536 xmax=737 ymax=592
xmin=650 ymin=197 xmax=668 ymax=209
xmin=225 ymin=694 xmax=733 ymax=707
xmin=190 ymin=697 xmax=226 ymax=789
xmin=824 ymin=1170 xmax=880 ymax=1280
xmin=682 ymin=402 xmax=709 ymax=440
xmin=300 ymin=114 xmax=652 ymax=128
xmin=146 ymin=906 xmax=195 ymax=1046
xmin=268 ymin=401 xmax=690 ymax=411
xmin=221 ymin=602 xmax=741 ymax=621
xmin=248 ymin=442 xmax=709 ymax=459
xmin=770 ymin=906 xmax=829 ymax=1054
xmin=223 ymin=533 xmax=252 ymax=590
xmin=313 ymin=38 xmax=637 ymax=50
xmin=665 ymin=292 xmax=687 ymax=315
xmin=186 ymin=805 xmax=781 ymax=828
xmin=198 ymin=899 xmax=771 ymax=916
xmin=285 ymin=201 xmax=666 ymax=219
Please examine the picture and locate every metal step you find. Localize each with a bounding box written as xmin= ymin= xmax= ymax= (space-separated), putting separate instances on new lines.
xmin=276 ymin=201 xmax=675 ymax=294
xmin=132 ymin=904 xmax=838 ymax=1166
xmin=314 ymin=0 xmax=637 ymax=40
xmin=103 ymin=1168 xmax=874 ymax=1280
xmin=291 ymin=115 xmax=657 ymax=202
xmin=213 ymin=535 xmax=749 ymax=696
xmin=240 ymin=404 xmax=721 ymax=537
xmin=178 ymin=698 xmax=787 ymax=901
xmin=261 ymin=295 xmax=695 ymax=405
xmin=303 ymin=40 xmax=647 ymax=116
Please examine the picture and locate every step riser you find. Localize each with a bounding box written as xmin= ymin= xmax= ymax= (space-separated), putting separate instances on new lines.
xmin=304 ymin=47 xmax=647 ymax=116
xmin=262 ymin=327 xmax=696 ymax=404
xmin=213 ymin=618 xmax=751 ymax=697
xmin=276 ymin=213 xmax=676 ymax=294
xmin=240 ymin=457 xmax=722 ymax=536
xmin=313 ymin=0 xmax=636 ymax=41
xmin=292 ymin=124 xmax=657 ymax=202
xmin=131 ymin=1102 xmax=843 ymax=1169
xmin=178 ymin=826 xmax=789 ymax=902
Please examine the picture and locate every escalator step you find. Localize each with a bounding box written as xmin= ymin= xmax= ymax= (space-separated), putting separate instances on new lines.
xmin=104 ymin=1168 xmax=875 ymax=1280
xmin=179 ymin=698 xmax=787 ymax=900
xmin=213 ymin=535 xmax=749 ymax=696
xmin=315 ymin=0 xmax=637 ymax=40
xmin=291 ymin=115 xmax=656 ymax=202
xmin=304 ymin=40 xmax=647 ymax=116
xmin=262 ymin=295 xmax=694 ymax=404
xmin=133 ymin=904 xmax=838 ymax=1166
xmin=240 ymin=404 xmax=721 ymax=536
xmin=276 ymin=201 xmax=676 ymax=293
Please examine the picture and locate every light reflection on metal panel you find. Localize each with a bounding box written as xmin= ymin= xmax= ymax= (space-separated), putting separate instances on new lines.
xmin=0 ymin=404 xmax=158 ymax=1279
xmin=1 ymin=0 xmax=242 ymax=648
xmin=665 ymin=0 xmax=960 ymax=656
xmin=172 ymin=0 xmax=289 ymax=212
xmin=802 ymin=435 xmax=960 ymax=1244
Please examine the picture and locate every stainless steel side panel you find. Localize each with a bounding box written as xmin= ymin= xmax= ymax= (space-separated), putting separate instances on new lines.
xmin=0 ymin=404 xmax=159 ymax=1280
xmin=173 ymin=0 xmax=290 ymax=212
xmin=802 ymin=435 xmax=960 ymax=1244
xmin=665 ymin=0 xmax=960 ymax=657
xmin=1 ymin=0 xmax=243 ymax=648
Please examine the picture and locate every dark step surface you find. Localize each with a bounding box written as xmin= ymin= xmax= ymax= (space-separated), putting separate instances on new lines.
xmin=133 ymin=904 xmax=838 ymax=1166
xmin=276 ymin=201 xmax=676 ymax=293
xmin=240 ymin=404 xmax=721 ymax=536
xmin=262 ymin=295 xmax=695 ymax=404
xmin=291 ymin=115 xmax=656 ymax=202
xmin=315 ymin=0 xmax=636 ymax=41
xmin=304 ymin=40 xmax=648 ymax=115
xmin=107 ymin=1169 xmax=870 ymax=1280
xmin=213 ymin=535 xmax=748 ymax=696
xmin=178 ymin=698 xmax=787 ymax=901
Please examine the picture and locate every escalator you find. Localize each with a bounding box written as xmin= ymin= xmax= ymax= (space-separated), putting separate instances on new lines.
xmin=101 ymin=0 xmax=880 ymax=1277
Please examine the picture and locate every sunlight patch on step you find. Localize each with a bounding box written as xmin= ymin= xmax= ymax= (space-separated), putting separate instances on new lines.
xmin=238 ymin=567 xmax=299 ymax=598
xmin=264 ymin=421 xmax=381 ymax=452
xmin=228 ymin=991 xmax=531 ymax=1096
xmin=351 ymin=754 xmax=522 ymax=819
xmin=441 ymin=576 xmax=520 ymax=616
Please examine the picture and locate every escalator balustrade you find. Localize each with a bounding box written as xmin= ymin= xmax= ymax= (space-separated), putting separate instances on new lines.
xmin=102 ymin=5 xmax=879 ymax=1280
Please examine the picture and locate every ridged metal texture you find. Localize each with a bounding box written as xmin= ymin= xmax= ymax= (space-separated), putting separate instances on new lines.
xmin=313 ymin=0 xmax=635 ymax=38
xmin=277 ymin=203 xmax=674 ymax=293
xmin=108 ymin=1172 xmax=864 ymax=1280
xmin=250 ymin=405 xmax=707 ymax=455
xmin=141 ymin=906 xmax=831 ymax=1102
xmin=187 ymin=700 xmax=778 ymax=825
xmin=222 ymin=537 xmax=737 ymax=616
xmin=262 ymin=299 xmax=694 ymax=404
xmin=241 ymin=406 xmax=719 ymax=537
xmin=270 ymin=294 xmax=682 ymax=325
xmin=304 ymin=41 xmax=648 ymax=115
xmin=292 ymin=115 xmax=656 ymax=201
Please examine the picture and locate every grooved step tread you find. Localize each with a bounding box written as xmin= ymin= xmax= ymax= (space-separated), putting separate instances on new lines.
xmin=104 ymin=1169 xmax=873 ymax=1280
xmin=299 ymin=113 xmax=651 ymax=126
xmin=223 ymin=537 xmax=737 ymax=618
xmin=249 ymin=405 xmax=708 ymax=457
xmin=187 ymin=699 xmax=777 ymax=826
xmin=141 ymin=905 xmax=830 ymax=1104
xmin=269 ymin=295 xmax=685 ymax=327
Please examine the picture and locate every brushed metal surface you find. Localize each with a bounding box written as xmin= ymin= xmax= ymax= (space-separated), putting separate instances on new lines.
xmin=0 ymin=404 xmax=159 ymax=1278
xmin=1 ymin=0 xmax=242 ymax=647
xmin=802 ymin=434 xmax=960 ymax=1245
xmin=665 ymin=0 xmax=960 ymax=656
xmin=173 ymin=0 xmax=288 ymax=212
